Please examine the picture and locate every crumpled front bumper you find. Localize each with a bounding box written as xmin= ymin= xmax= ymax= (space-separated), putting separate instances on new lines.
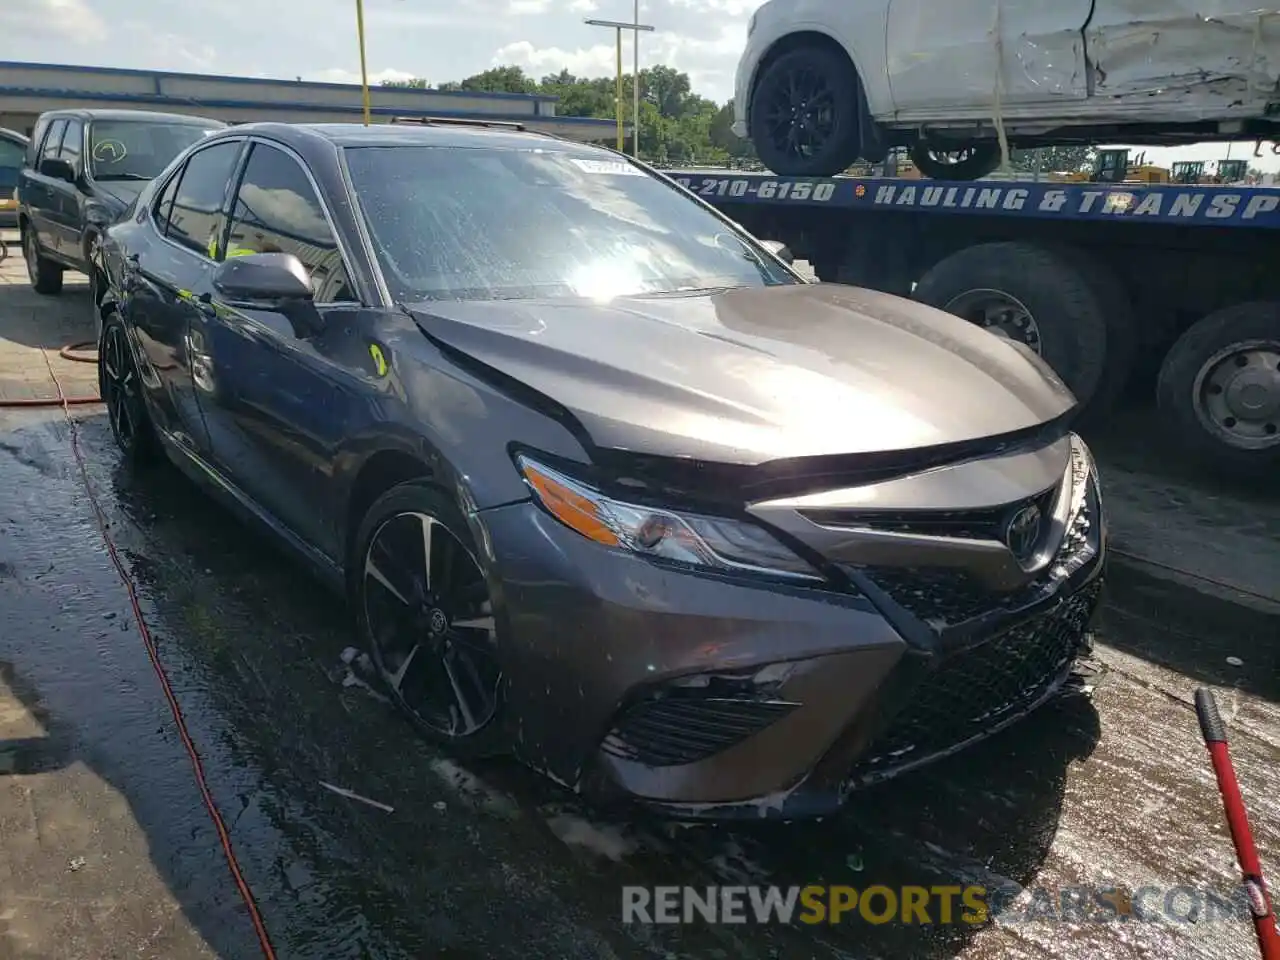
xmin=475 ymin=458 xmax=1106 ymax=820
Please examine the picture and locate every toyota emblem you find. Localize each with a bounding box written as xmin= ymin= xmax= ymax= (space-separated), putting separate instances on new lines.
xmin=1004 ymin=503 xmax=1043 ymax=562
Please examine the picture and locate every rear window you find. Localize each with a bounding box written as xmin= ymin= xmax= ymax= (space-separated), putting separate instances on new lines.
xmin=88 ymin=120 xmax=221 ymax=182
xmin=343 ymin=144 xmax=799 ymax=302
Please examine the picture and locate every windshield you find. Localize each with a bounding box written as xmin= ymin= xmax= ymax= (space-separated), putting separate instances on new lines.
xmin=88 ymin=120 xmax=219 ymax=181
xmin=343 ymin=145 xmax=800 ymax=302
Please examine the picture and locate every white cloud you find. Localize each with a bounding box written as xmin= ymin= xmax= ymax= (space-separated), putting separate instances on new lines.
xmin=497 ymin=24 xmax=745 ymax=100
xmin=0 ymin=0 xmax=107 ymax=45
xmin=509 ymin=0 xmax=552 ymax=12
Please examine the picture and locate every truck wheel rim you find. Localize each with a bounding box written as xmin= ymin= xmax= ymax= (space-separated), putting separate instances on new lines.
xmin=1191 ymin=339 xmax=1280 ymax=451
xmin=943 ymin=288 xmax=1043 ymax=354
xmin=757 ymin=66 xmax=836 ymax=160
xmin=920 ymin=145 xmax=982 ymax=168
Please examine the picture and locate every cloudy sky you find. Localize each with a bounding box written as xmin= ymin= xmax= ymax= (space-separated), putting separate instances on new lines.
xmin=3 ymin=0 xmax=1276 ymax=171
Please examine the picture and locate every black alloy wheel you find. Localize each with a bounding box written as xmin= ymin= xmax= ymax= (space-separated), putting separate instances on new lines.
xmin=750 ymin=47 xmax=861 ymax=177
xmin=356 ymin=483 xmax=507 ymax=756
xmin=98 ymin=317 xmax=156 ymax=462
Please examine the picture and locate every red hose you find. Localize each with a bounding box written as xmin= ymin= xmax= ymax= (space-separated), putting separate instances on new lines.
xmin=1196 ymin=688 xmax=1280 ymax=960
xmin=0 ymin=343 xmax=102 ymax=407
xmin=38 ymin=351 xmax=278 ymax=960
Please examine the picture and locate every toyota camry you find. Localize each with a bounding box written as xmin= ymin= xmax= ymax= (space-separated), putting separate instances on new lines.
xmin=96 ymin=119 xmax=1105 ymax=819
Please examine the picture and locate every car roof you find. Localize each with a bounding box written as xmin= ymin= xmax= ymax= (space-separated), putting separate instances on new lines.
xmin=38 ymin=108 xmax=226 ymax=126
xmin=0 ymin=127 xmax=28 ymax=145
xmin=216 ymin=120 xmax=611 ymax=155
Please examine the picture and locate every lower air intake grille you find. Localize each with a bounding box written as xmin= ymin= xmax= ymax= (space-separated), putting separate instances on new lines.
xmin=848 ymin=580 xmax=1101 ymax=780
xmin=602 ymin=696 xmax=797 ymax=767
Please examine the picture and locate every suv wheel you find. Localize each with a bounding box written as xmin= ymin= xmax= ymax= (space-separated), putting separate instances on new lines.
xmin=23 ymin=228 xmax=64 ymax=295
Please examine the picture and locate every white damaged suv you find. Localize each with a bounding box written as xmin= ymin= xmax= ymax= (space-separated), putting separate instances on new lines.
xmin=734 ymin=0 xmax=1280 ymax=179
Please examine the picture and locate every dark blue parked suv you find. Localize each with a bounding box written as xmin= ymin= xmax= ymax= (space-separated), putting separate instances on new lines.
xmin=16 ymin=108 xmax=223 ymax=325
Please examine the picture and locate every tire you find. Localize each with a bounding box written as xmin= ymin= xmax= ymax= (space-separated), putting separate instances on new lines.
xmin=910 ymin=140 xmax=1002 ymax=181
xmin=351 ymin=481 xmax=509 ymax=759
xmin=912 ymin=242 xmax=1110 ymax=412
xmin=749 ymin=46 xmax=863 ymax=177
xmin=1155 ymin=302 xmax=1280 ymax=476
xmin=23 ymin=227 xmax=63 ymax=295
xmin=1046 ymin=245 xmax=1138 ymax=421
xmin=98 ymin=314 xmax=159 ymax=464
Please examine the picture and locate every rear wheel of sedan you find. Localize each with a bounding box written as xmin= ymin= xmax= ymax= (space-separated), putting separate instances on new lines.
xmin=353 ymin=482 xmax=508 ymax=758
xmin=749 ymin=46 xmax=863 ymax=177
xmin=23 ymin=227 xmax=63 ymax=295
xmin=98 ymin=315 xmax=158 ymax=464
xmin=909 ymin=139 xmax=1003 ymax=181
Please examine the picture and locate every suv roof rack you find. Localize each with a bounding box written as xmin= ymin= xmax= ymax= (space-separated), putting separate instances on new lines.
xmin=389 ymin=116 xmax=526 ymax=131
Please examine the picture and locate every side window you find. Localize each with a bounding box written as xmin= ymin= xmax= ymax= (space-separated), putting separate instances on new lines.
xmin=165 ymin=141 xmax=242 ymax=257
xmin=225 ymin=143 xmax=356 ymax=302
xmin=26 ymin=118 xmax=49 ymax=165
xmin=41 ymin=120 xmax=67 ymax=162
xmin=152 ymin=170 xmax=182 ymax=233
xmin=59 ymin=120 xmax=83 ymax=166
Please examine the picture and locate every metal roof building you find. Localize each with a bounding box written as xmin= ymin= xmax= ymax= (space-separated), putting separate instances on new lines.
xmin=0 ymin=61 xmax=623 ymax=142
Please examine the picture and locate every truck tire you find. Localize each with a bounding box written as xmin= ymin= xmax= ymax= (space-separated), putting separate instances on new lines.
xmin=912 ymin=242 xmax=1110 ymax=413
xmin=1046 ymin=245 xmax=1138 ymax=420
xmin=1155 ymin=302 xmax=1280 ymax=475
xmin=749 ymin=46 xmax=863 ymax=178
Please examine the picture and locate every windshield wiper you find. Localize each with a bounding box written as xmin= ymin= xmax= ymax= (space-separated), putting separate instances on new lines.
xmin=94 ymin=172 xmax=151 ymax=182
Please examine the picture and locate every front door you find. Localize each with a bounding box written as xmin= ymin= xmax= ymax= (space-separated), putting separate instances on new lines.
xmin=128 ymin=138 xmax=245 ymax=454
xmin=47 ymin=118 xmax=85 ymax=260
xmin=195 ymin=139 xmax=364 ymax=561
xmin=886 ymin=0 xmax=1091 ymax=111
xmin=24 ymin=118 xmax=67 ymax=256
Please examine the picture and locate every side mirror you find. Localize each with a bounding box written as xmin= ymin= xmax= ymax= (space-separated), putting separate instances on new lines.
xmin=39 ymin=157 xmax=77 ymax=183
xmin=761 ymin=239 xmax=795 ymax=264
xmin=211 ymin=252 xmax=321 ymax=337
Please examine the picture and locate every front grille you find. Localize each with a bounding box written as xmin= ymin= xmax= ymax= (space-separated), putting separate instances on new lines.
xmin=808 ymin=486 xmax=1059 ymax=543
xmin=601 ymin=696 xmax=797 ymax=767
xmin=854 ymin=477 xmax=1092 ymax=631
xmin=847 ymin=580 xmax=1101 ymax=782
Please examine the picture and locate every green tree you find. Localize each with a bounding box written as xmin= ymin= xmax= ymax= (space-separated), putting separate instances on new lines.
xmin=1011 ymin=145 xmax=1097 ymax=174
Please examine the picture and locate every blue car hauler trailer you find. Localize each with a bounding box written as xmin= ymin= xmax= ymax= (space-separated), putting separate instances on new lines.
xmin=658 ymin=169 xmax=1280 ymax=476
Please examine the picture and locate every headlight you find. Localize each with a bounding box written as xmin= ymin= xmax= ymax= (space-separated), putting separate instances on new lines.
xmin=516 ymin=454 xmax=822 ymax=582
xmin=1056 ymin=433 xmax=1103 ymax=576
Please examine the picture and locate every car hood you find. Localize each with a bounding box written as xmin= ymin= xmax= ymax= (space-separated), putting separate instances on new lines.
xmin=406 ymin=283 xmax=1076 ymax=464
xmin=93 ymin=180 xmax=146 ymax=209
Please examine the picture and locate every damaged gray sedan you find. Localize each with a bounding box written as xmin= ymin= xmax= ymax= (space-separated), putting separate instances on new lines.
xmin=96 ymin=120 xmax=1106 ymax=820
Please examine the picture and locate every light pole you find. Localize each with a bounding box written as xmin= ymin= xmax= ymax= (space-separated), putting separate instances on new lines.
xmin=633 ymin=0 xmax=640 ymax=159
xmin=355 ymin=0 xmax=371 ymax=125
xmin=585 ymin=17 xmax=654 ymax=155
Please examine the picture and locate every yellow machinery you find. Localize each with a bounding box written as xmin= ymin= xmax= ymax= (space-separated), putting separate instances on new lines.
xmin=1172 ymin=158 xmax=1250 ymax=184
xmin=1092 ymin=148 xmax=1170 ymax=183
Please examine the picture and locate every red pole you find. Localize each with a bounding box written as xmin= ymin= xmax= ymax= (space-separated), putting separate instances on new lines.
xmin=1195 ymin=688 xmax=1280 ymax=960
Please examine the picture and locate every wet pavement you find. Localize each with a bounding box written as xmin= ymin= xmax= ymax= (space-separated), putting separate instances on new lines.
xmin=0 ymin=236 xmax=1277 ymax=960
